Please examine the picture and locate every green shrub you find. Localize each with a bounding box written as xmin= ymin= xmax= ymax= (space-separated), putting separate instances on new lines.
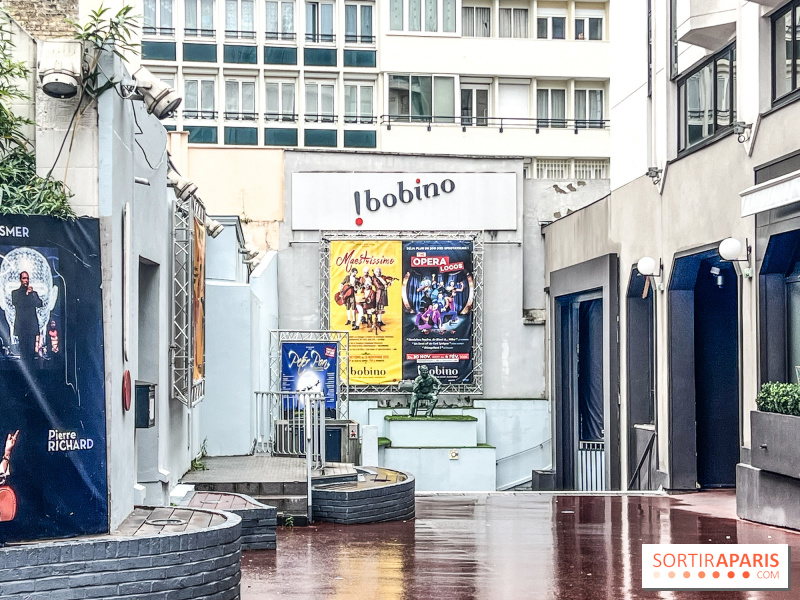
xmin=756 ymin=382 xmax=800 ymax=417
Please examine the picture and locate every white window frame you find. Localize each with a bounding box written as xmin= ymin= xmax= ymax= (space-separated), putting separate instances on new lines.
xmin=387 ymin=0 xmax=459 ymax=36
xmin=536 ymin=86 xmax=567 ymax=128
xmin=224 ymin=78 xmax=257 ymax=121
xmin=305 ymin=80 xmax=336 ymax=123
xmin=266 ymin=0 xmax=296 ymax=40
xmin=387 ymin=73 xmax=455 ymax=123
xmin=345 ymin=2 xmax=375 ymax=44
xmin=183 ymin=76 xmax=217 ymax=120
xmin=536 ymin=9 xmax=567 ymax=40
xmin=265 ymin=79 xmax=297 ymax=121
xmin=305 ymin=1 xmax=335 ymax=43
xmin=225 ymin=0 xmax=256 ymax=39
xmin=462 ymin=4 xmax=491 ymax=37
xmin=499 ymin=5 xmax=529 ymax=38
xmin=460 ymin=83 xmax=490 ymax=126
xmin=144 ymin=0 xmax=175 ymax=36
xmin=344 ymin=81 xmax=375 ymax=123
xmin=574 ymin=87 xmax=604 ymax=127
xmin=185 ymin=0 xmax=215 ymax=37
xmin=575 ymin=9 xmax=604 ymax=41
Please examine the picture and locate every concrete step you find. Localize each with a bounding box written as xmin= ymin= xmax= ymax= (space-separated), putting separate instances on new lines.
xmin=255 ymin=495 xmax=308 ymax=515
xmin=195 ymin=481 xmax=307 ymax=496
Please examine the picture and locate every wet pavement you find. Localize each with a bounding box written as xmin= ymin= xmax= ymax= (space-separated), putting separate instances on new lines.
xmin=240 ymin=491 xmax=800 ymax=599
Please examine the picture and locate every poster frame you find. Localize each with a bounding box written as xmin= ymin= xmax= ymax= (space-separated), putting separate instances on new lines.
xmin=320 ymin=230 xmax=483 ymax=396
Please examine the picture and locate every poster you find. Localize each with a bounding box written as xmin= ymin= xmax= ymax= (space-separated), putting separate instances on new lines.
xmin=401 ymin=240 xmax=474 ymax=383
xmin=329 ymin=240 xmax=402 ymax=384
xmin=0 ymin=216 xmax=107 ymax=542
xmin=192 ymin=216 xmax=206 ymax=383
xmin=280 ymin=342 xmax=338 ymax=411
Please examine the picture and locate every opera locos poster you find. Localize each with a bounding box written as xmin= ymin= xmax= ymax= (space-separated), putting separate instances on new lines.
xmin=0 ymin=216 xmax=108 ymax=542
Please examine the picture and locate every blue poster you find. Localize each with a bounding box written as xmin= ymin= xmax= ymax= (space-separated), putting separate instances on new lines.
xmin=0 ymin=216 xmax=107 ymax=543
xmin=280 ymin=342 xmax=338 ymax=411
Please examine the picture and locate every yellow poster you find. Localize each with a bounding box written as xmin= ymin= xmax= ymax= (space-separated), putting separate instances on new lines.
xmin=330 ymin=240 xmax=402 ymax=384
xmin=192 ymin=216 xmax=206 ymax=383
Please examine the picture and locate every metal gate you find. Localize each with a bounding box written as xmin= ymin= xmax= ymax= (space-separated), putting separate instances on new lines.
xmin=578 ymin=440 xmax=605 ymax=491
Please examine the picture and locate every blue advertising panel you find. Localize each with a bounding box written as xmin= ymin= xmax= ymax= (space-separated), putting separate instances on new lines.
xmin=401 ymin=240 xmax=474 ymax=383
xmin=0 ymin=216 xmax=107 ymax=542
xmin=280 ymin=342 xmax=338 ymax=410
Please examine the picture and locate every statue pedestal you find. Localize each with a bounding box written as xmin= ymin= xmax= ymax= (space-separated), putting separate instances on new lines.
xmin=385 ymin=415 xmax=478 ymax=448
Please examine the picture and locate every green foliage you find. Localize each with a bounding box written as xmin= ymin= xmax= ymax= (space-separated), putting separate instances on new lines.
xmin=756 ymin=382 xmax=800 ymax=417
xmin=283 ymin=515 xmax=295 ymax=528
xmin=377 ymin=437 xmax=391 ymax=448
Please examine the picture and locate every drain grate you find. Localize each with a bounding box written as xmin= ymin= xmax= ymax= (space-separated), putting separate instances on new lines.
xmin=146 ymin=518 xmax=187 ymax=526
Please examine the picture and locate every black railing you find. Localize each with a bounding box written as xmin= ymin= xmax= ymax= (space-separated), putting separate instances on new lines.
xmin=628 ymin=430 xmax=656 ymax=491
xmin=265 ymin=31 xmax=297 ymax=41
xmin=380 ymin=114 xmax=610 ymax=133
xmin=185 ymin=28 xmax=216 ymax=37
xmin=344 ymin=34 xmax=376 ymax=43
xmin=344 ymin=115 xmax=377 ymax=124
xmin=224 ymin=111 xmax=258 ymax=121
xmin=183 ymin=110 xmax=218 ymax=120
xmin=305 ymin=113 xmax=337 ymax=123
xmin=305 ymin=32 xmax=336 ymax=43
xmin=225 ymin=29 xmax=256 ymax=39
xmin=143 ymin=26 xmax=175 ymax=36
xmin=265 ymin=112 xmax=298 ymax=122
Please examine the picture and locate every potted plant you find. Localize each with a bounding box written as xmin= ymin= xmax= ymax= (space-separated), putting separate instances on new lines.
xmin=751 ymin=382 xmax=800 ymax=479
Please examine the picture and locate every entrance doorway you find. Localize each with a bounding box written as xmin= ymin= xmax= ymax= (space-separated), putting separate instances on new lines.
xmin=669 ymin=250 xmax=739 ymax=489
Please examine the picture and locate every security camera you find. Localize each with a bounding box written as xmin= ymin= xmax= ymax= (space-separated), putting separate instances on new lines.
xmin=205 ymin=216 xmax=224 ymax=238
xmin=37 ymin=41 xmax=83 ymax=99
xmin=167 ymin=169 xmax=198 ymax=201
xmin=132 ymin=66 xmax=182 ymax=120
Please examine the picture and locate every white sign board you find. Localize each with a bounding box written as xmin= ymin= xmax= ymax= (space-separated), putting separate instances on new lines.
xmin=291 ymin=172 xmax=517 ymax=231
xmin=740 ymin=169 xmax=800 ymax=217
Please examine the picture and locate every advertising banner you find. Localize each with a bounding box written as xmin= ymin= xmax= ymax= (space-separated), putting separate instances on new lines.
xmin=329 ymin=240 xmax=402 ymax=384
xmin=192 ymin=216 xmax=206 ymax=383
xmin=401 ymin=240 xmax=474 ymax=383
xmin=0 ymin=216 xmax=107 ymax=542
xmin=280 ymin=342 xmax=338 ymax=410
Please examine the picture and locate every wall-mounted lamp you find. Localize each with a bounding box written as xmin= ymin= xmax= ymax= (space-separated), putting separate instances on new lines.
xmin=205 ymin=216 xmax=224 ymax=239
xmin=718 ymin=237 xmax=753 ymax=278
xmin=637 ymin=256 xmax=664 ymax=292
xmin=646 ymin=167 xmax=662 ymax=185
xmin=733 ymin=121 xmax=752 ymax=144
xmin=167 ymin=169 xmax=198 ymax=201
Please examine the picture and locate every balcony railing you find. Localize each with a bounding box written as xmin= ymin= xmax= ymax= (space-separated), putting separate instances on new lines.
xmin=344 ymin=34 xmax=376 ymax=44
xmin=305 ymin=113 xmax=338 ymax=123
xmin=381 ymin=114 xmax=610 ymax=133
xmin=143 ymin=26 xmax=175 ymax=36
xmin=185 ymin=28 xmax=216 ymax=37
xmin=183 ymin=110 xmax=218 ymax=120
xmin=305 ymin=32 xmax=336 ymax=43
xmin=265 ymin=112 xmax=298 ymax=122
xmin=344 ymin=115 xmax=377 ymax=124
xmin=265 ymin=31 xmax=297 ymax=41
xmin=223 ymin=111 xmax=258 ymax=121
xmin=225 ymin=29 xmax=257 ymax=40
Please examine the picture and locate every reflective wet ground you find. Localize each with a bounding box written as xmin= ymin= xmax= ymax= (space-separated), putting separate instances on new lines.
xmin=241 ymin=491 xmax=800 ymax=599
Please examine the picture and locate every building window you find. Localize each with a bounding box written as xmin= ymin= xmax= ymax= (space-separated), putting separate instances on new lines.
xmin=388 ymin=0 xmax=456 ymax=33
xmin=536 ymin=11 xmax=565 ymax=40
xmin=184 ymin=78 xmax=217 ymax=119
xmin=225 ymin=0 xmax=256 ymax=38
xmin=500 ymin=7 xmax=528 ymax=38
xmin=305 ymin=81 xmax=335 ymax=122
xmin=575 ymin=89 xmax=603 ymax=127
xmin=185 ymin=0 xmax=215 ymax=36
xmin=388 ymin=74 xmax=454 ymax=122
xmin=306 ymin=1 xmax=335 ymax=42
xmin=345 ymin=3 xmax=374 ymax=43
xmin=462 ymin=6 xmax=490 ymax=37
xmin=537 ymin=88 xmax=566 ymax=127
xmin=772 ymin=0 xmax=800 ymax=102
xmin=678 ymin=43 xmax=736 ymax=151
xmin=344 ymin=83 xmax=374 ymax=123
xmin=144 ymin=0 xmax=174 ymax=35
xmin=225 ymin=79 xmax=257 ymax=120
xmin=575 ymin=15 xmax=602 ymax=40
xmin=669 ymin=0 xmax=678 ymax=78
xmin=266 ymin=80 xmax=296 ymax=120
xmin=266 ymin=1 xmax=295 ymax=40
xmin=460 ymin=85 xmax=489 ymax=126
xmin=390 ymin=0 xmax=404 ymax=30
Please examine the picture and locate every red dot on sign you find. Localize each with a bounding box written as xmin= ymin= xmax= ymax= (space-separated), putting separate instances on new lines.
xmin=416 ymin=178 xmax=420 ymax=184
xmin=698 ymin=572 xmax=706 ymax=579
xmin=743 ymin=572 xmax=750 ymax=579
xmin=683 ymin=571 xmax=691 ymax=579
xmin=728 ymin=571 xmax=735 ymax=579
xmin=355 ymin=218 xmax=363 ymax=226
xmin=712 ymin=571 xmax=720 ymax=579
xmin=668 ymin=572 xmax=675 ymax=579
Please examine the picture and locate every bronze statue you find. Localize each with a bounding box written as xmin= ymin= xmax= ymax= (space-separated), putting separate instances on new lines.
xmin=409 ymin=365 xmax=441 ymax=417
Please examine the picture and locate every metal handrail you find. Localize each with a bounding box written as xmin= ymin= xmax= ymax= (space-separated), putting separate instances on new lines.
xmin=143 ymin=26 xmax=175 ymax=36
xmin=223 ymin=111 xmax=258 ymax=121
xmin=495 ymin=439 xmax=549 ymax=464
xmin=305 ymin=32 xmax=336 ymax=43
xmin=185 ymin=28 xmax=216 ymax=37
xmin=265 ymin=31 xmax=297 ymax=41
xmin=225 ymin=29 xmax=257 ymax=39
xmin=380 ymin=114 xmax=610 ymax=133
xmin=344 ymin=34 xmax=376 ymax=43
xmin=628 ymin=430 xmax=656 ymax=490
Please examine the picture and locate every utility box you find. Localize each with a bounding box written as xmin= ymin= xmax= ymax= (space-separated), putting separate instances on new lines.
xmin=531 ymin=469 xmax=555 ymax=491
xmin=135 ymin=384 xmax=156 ymax=428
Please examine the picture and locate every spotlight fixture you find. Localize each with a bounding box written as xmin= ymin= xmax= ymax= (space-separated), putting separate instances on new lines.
xmin=37 ymin=40 xmax=83 ymax=99
xmin=733 ymin=121 xmax=752 ymax=144
xmin=127 ymin=66 xmax=183 ymax=120
xmin=646 ymin=167 xmax=662 ymax=185
xmin=167 ymin=169 xmax=198 ymax=201
xmin=205 ymin=217 xmax=225 ymax=239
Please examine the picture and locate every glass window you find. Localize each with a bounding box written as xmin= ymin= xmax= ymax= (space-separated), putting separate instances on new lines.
xmin=184 ymin=78 xmax=216 ymax=118
xmin=306 ymin=1 xmax=334 ymax=42
xmin=362 ymin=5 xmax=373 ymax=40
xmin=225 ymin=80 xmax=256 ymax=119
xmin=225 ymin=0 xmax=255 ymax=37
xmin=576 ymin=17 xmax=603 ymax=40
xmin=552 ymin=16 xmax=565 ymax=39
xmin=589 ymin=18 xmax=602 ymax=40
xmin=267 ymin=1 xmax=295 ymax=38
xmin=575 ymin=89 xmax=603 ymax=127
xmin=425 ymin=0 xmax=438 ymax=32
xmin=773 ymin=3 xmax=799 ymax=101
xmin=344 ymin=83 xmax=374 ymax=123
xmin=461 ymin=86 xmax=488 ymax=126
xmin=537 ymin=17 xmax=547 ymax=39
xmin=434 ymin=76 xmax=454 ymax=122
xmin=443 ymin=0 xmax=456 ymax=32
xmin=410 ymin=0 xmax=422 ymax=31
xmin=390 ymin=0 xmax=403 ymax=30
xmin=537 ymin=88 xmax=565 ymax=127
xmin=411 ymin=75 xmax=432 ymax=120
xmin=144 ymin=0 xmax=174 ymax=34
xmin=463 ymin=6 xmax=490 ymax=37
xmin=501 ymin=8 xmax=528 ymax=38
xmin=389 ymin=75 xmax=410 ymax=120
xmin=266 ymin=81 xmax=296 ymax=120
xmin=575 ymin=18 xmax=584 ymax=40
xmin=389 ymin=74 xmax=453 ymax=122
xmin=186 ymin=0 xmax=215 ymax=35
xmin=305 ymin=82 xmax=335 ymax=122
xmin=345 ymin=3 xmax=373 ymax=42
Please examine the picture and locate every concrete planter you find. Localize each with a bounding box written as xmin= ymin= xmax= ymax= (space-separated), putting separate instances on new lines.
xmin=751 ymin=410 xmax=800 ymax=479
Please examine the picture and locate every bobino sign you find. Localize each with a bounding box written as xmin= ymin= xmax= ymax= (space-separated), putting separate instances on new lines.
xmin=280 ymin=342 xmax=338 ymax=410
xmin=291 ymin=172 xmax=517 ymax=231
xmin=642 ymin=544 xmax=791 ymax=591
xmin=0 ymin=216 xmax=108 ymax=542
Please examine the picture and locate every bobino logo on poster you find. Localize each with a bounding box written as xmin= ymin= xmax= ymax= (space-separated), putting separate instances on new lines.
xmin=642 ymin=544 xmax=790 ymax=591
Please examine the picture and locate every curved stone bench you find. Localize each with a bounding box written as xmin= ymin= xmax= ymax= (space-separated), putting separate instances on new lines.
xmin=0 ymin=506 xmax=241 ymax=599
xmin=312 ymin=468 xmax=415 ymax=524
xmin=186 ymin=491 xmax=277 ymax=550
